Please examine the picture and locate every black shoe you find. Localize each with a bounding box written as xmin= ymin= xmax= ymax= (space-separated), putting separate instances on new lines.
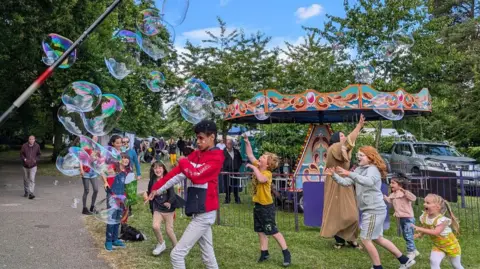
xmin=282 ymin=249 xmax=291 ymax=267
xmin=235 ymin=199 xmax=241 ymax=204
xmin=28 ymin=194 xmax=35 ymax=199
xmin=24 ymin=193 xmax=28 ymax=197
xmin=90 ymin=205 xmax=95 ymax=213
xmin=82 ymin=207 xmax=92 ymax=215
xmin=224 ymin=200 xmax=230 ymax=204
xmin=258 ymin=250 xmax=270 ymax=262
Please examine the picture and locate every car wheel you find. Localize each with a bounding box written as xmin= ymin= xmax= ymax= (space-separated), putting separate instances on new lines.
xmin=411 ymin=167 xmax=421 ymax=175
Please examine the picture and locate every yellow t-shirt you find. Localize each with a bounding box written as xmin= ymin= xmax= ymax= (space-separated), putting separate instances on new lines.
xmin=251 ymin=161 xmax=273 ymax=205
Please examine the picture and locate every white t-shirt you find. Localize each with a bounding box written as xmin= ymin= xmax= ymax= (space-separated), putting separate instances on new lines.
xmin=216 ymin=143 xmax=226 ymax=150
xmin=420 ymin=212 xmax=452 ymax=237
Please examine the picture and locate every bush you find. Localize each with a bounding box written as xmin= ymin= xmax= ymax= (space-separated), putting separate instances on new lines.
xmin=0 ymin=144 xmax=10 ymax=152
xmin=463 ymin=147 xmax=480 ymax=163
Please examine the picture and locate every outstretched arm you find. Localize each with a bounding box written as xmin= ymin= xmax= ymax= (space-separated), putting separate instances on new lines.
xmin=177 ymin=158 xmax=222 ymax=184
xmin=347 ymin=114 xmax=365 ymax=143
xmin=412 ymin=222 xmax=448 ymax=236
xmin=335 ymin=166 xmax=378 ymax=187
xmin=243 ymin=134 xmax=258 ymax=164
xmin=332 ymin=173 xmax=355 ymax=186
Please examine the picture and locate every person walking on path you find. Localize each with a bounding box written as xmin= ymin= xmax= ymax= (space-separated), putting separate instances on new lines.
xmin=320 ymin=114 xmax=365 ymax=249
xmin=20 ymin=135 xmax=41 ymax=199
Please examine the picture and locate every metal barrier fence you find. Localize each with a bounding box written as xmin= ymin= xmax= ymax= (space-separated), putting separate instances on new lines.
xmin=386 ymin=161 xmax=480 ymax=235
xmin=212 ymin=166 xmax=480 ymax=234
xmin=216 ymin=172 xmax=301 ymax=232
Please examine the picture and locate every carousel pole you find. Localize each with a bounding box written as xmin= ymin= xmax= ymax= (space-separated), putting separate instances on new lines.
xmin=0 ymin=0 xmax=123 ymax=127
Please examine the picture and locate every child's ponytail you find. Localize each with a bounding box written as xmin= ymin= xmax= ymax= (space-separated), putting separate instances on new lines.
xmin=445 ymin=200 xmax=460 ymax=234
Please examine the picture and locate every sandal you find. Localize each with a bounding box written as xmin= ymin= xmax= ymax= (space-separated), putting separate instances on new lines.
xmin=347 ymin=241 xmax=363 ymax=250
xmin=333 ymin=242 xmax=345 ymax=249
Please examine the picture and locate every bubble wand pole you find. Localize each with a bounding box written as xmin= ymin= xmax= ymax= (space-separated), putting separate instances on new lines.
xmin=0 ymin=0 xmax=123 ymax=126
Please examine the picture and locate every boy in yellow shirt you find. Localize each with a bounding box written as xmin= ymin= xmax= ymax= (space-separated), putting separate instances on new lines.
xmin=243 ymin=134 xmax=291 ymax=267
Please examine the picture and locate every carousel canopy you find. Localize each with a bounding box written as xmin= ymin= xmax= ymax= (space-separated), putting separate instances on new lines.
xmin=224 ymin=84 xmax=431 ymax=124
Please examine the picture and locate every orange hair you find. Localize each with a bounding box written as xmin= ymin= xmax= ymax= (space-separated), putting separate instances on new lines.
xmin=358 ymin=146 xmax=387 ymax=179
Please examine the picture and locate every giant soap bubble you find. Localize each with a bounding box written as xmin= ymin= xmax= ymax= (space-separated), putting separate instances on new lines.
xmin=371 ymin=93 xmax=404 ymax=121
xmin=145 ymin=71 xmax=166 ymax=92
xmin=157 ymin=0 xmax=190 ymax=26
xmin=57 ymin=106 xmax=87 ymax=135
xmin=56 ymin=152 xmax=81 ymax=176
xmin=62 ymin=81 xmax=102 ymax=112
xmin=136 ymin=9 xmax=164 ymax=36
xmin=79 ymin=135 xmax=121 ymax=177
xmin=93 ymin=195 xmax=128 ymax=225
xmin=41 ymin=33 xmax=77 ymax=68
xmin=105 ymin=30 xmax=140 ymax=80
xmin=82 ymin=94 xmax=124 ymax=136
xmin=136 ymin=24 xmax=174 ymax=60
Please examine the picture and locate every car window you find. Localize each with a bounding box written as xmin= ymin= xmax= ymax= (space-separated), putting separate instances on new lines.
xmin=413 ymin=144 xmax=462 ymax=157
xmin=394 ymin=144 xmax=403 ymax=154
xmin=404 ymin=144 xmax=412 ymax=154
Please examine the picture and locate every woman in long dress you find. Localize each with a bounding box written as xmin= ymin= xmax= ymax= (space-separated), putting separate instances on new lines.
xmin=320 ymin=114 xmax=365 ymax=248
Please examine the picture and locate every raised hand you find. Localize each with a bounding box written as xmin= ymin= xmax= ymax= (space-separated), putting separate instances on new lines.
xmin=358 ymin=113 xmax=365 ymax=128
xmin=242 ymin=133 xmax=250 ymax=144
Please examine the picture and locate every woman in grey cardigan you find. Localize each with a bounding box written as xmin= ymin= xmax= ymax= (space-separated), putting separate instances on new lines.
xmin=325 ymin=146 xmax=415 ymax=269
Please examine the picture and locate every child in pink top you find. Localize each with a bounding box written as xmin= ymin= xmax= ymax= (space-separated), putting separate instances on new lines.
xmin=384 ymin=176 xmax=419 ymax=260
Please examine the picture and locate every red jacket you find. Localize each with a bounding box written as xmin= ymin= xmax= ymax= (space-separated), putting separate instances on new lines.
xmin=152 ymin=147 xmax=224 ymax=215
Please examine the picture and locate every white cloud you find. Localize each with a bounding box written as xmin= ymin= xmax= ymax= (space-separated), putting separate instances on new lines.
xmin=220 ymin=0 xmax=231 ymax=7
xmin=294 ymin=4 xmax=323 ymax=21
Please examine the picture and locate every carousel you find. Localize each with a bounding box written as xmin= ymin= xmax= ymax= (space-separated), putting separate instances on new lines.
xmin=223 ymin=84 xmax=431 ymax=228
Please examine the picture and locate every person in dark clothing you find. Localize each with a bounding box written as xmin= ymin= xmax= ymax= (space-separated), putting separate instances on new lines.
xmin=20 ymin=135 xmax=41 ymax=199
xmin=222 ymin=138 xmax=243 ymax=204
xmin=177 ymin=137 xmax=185 ymax=156
xmin=183 ymin=141 xmax=194 ymax=156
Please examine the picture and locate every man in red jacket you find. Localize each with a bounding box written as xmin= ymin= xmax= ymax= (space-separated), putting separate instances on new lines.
xmin=148 ymin=120 xmax=224 ymax=269
xmin=20 ymin=135 xmax=41 ymax=199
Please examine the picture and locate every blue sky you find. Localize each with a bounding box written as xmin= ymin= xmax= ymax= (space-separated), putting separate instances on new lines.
xmin=171 ymin=1 xmax=347 ymax=49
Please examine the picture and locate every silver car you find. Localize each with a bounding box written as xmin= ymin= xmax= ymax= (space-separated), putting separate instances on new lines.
xmin=387 ymin=142 xmax=480 ymax=180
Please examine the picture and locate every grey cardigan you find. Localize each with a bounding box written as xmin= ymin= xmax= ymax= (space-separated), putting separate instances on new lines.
xmin=332 ymin=165 xmax=386 ymax=215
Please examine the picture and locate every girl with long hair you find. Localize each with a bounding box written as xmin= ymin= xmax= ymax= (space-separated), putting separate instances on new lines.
xmin=412 ymin=194 xmax=464 ymax=269
xmin=143 ymin=161 xmax=182 ymax=255
xmin=326 ymin=146 xmax=415 ymax=269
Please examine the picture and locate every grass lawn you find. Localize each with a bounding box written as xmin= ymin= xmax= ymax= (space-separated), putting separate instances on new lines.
xmin=85 ymin=194 xmax=480 ymax=269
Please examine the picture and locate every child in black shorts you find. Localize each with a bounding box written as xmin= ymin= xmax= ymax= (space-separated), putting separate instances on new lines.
xmin=244 ymin=134 xmax=291 ymax=267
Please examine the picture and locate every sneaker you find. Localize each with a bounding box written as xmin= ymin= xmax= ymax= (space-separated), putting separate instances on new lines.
xmin=28 ymin=194 xmax=35 ymax=199
xmin=152 ymin=242 xmax=166 ymax=255
xmin=282 ymin=249 xmax=291 ymax=267
xmin=407 ymin=250 xmax=420 ymax=260
xmin=104 ymin=242 xmax=113 ymax=252
xmin=399 ymin=257 xmax=416 ymax=269
xmin=82 ymin=207 xmax=92 ymax=215
xmin=112 ymin=240 xmax=126 ymax=248
xmin=24 ymin=192 xmax=28 ymax=197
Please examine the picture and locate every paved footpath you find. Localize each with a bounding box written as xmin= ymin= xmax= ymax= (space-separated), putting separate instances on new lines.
xmin=0 ymin=160 xmax=147 ymax=269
